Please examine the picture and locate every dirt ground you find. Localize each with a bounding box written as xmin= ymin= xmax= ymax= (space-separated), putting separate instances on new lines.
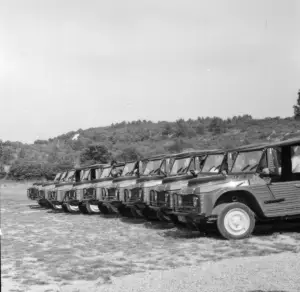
xmin=1 ymin=182 xmax=300 ymax=292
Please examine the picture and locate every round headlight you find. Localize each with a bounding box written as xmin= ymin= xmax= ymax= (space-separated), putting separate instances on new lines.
xmin=193 ymin=196 xmax=199 ymax=207
xmin=178 ymin=195 xmax=182 ymax=206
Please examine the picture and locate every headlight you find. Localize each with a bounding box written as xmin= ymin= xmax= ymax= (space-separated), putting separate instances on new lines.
xmin=150 ymin=190 xmax=155 ymax=201
xmin=178 ymin=195 xmax=182 ymax=206
xmin=124 ymin=189 xmax=129 ymax=201
xmin=165 ymin=192 xmax=169 ymax=203
xmin=193 ymin=196 xmax=199 ymax=207
xmin=102 ymin=188 xmax=107 ymax=199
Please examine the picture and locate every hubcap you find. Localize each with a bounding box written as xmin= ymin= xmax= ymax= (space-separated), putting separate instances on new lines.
xmin=224 ymin=208 xmax=250 ymax=236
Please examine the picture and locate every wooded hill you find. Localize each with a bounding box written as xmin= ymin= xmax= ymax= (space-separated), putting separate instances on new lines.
xmin=1 ymin=115 xmax=299 ymax=180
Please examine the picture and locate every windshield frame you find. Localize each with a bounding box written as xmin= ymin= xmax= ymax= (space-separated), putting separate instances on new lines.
xmin=59 ymin=172 xmax=68 ymax=181
xmin=201 ymin=153 xmax=225 ymax=173
xmin=100 ymin=167 xmax=112 ymax=178
xmin=65 ymin=170 xmax=75 ymax=181
xmin=121 ymin=162 xmax=137 ymax=176
xmin=141 ymin=158 xmax=163 ymax=176
xmin=54 ymin=172 xmax=62 ymax=181
xmin=169 ymin=157 xmax=192 ymax=176
xmin=230 ymin=150 xmax=264 ymax=174
xmin=80 ymin=169 xmax=91 ymax=181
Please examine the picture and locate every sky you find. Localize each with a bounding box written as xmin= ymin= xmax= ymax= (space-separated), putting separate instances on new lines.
xmin=0 ymin=0 xmax=299 ymax=143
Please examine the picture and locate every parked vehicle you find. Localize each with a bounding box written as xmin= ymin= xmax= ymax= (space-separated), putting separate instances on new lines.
xmin=99 ymin=160 xmax=142 ymax=215
xmin=62 ymin=163 xmax=116 ymax=214
xmin=117 ymin=154 xmax=172 ymax=218
xmin=170 ymin=137 xmax=300 ymax=240
xmin=38 ymin=171 xmax=68 ymax=207
xmin=27 ymin=182 xmax=45 ymax=201
xmin=149 ymin=149 xmax=226 ymax=222
xmin=47 ymin=168 xmax=80 ymax=210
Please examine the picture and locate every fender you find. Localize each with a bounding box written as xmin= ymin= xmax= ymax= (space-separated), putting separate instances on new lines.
xmin=202 ymin=186 xmax=265 ymax=218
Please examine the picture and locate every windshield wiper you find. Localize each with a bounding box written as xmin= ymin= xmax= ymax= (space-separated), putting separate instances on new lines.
xmin=249 ymin=163 xmax=259 ymax=171
xmin=241 ymin=164 xmax=250 ymax=172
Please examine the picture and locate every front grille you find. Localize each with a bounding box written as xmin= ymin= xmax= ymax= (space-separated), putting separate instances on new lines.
xmin=83 ymin=188 xmax=96 ymax=200
xmin=38 ymin=190 xmax=45 ymax=199
xmin=64 ymin=190 xmax=76 ymax=202
xmin=28 ymin=188 xmax=39 ymax=199
xmin=150 ymin=191 xmax=167 ymax=207
xmin=107 ymin=188 xmax=117 ymax=201
xmin=129 ymin=188 xmax=140 ymax=202
xmin=174 ymin=194 xmax=199 ymax=212
xmin=48 ymin=191 xmax=57 ymax=201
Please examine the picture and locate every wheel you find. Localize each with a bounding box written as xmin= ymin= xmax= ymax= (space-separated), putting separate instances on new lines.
xmin=216 ymin=202 xmax=255 ymax=240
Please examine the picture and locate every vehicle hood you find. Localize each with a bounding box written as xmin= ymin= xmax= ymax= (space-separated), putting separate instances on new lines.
xmin=110 ymin=177 xmax=138 ymax=189
xmin=54 ymin=182 xmax=74 ymax=191
xmin=193 ymin=177 xmax=251 ymax=194
xmin=155 ymin=175 xmax=193 ymax=192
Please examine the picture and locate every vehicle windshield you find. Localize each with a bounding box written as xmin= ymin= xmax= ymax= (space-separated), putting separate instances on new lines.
xmin=201 ymin=154 xmax=225 ymax=173
xmin=54 ymin=173 xmax=61 ymax=181
xmin=101 ymin=167 xmax=112 ymax=178
xmin=231 ymin=150 xmax=263 ymax=173
xmin=60 ymin=172 xmax=68 ymax=181
xmin=65 ymin=170 xmax=75 ymax=181
xmin=170 ymin=157 xmax=191 ymax=175
xmin=121 ymin=162 xmax=136 ymax=176
xmin=142 ymin=159 xmax=163 ymax=175
xmin=80 ymin=169 xmax=90 ymax=181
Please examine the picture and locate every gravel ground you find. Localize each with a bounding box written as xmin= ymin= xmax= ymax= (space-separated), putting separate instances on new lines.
xmin=1 ymin=182 xmax=300 ymax=292
xmin=98 ymin=252 xmax=300 ymax=292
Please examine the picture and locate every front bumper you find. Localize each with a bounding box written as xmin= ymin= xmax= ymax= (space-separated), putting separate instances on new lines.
xmin=169 ymin=211 xmax=209 ymax=231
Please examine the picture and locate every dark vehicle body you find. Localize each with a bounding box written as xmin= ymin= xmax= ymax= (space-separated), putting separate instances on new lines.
xmin=62 ymin=163 xmax=123 ymax=214
xmin=47 ymin=168 xmax=82 ymax=210
xmin=170 ymin=138 xmax=300 ymax=239
xmin=143 ymin=149 xmax=223 ymax=221
xmin=117 ymin=154 xmax=172 ymax=218
xmin=98 ymin=160 xmax=143 ymax=215
xmin=27 ymin=182 xmax=46 ymax=201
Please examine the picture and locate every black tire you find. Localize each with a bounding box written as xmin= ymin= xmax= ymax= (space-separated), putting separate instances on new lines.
xmin=78 ymin=203 xmax=89 ymax=214
xmin=216 ymin=202 xmax=255 ymax=240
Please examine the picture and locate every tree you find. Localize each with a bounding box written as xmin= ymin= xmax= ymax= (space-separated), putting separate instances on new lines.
xmin=80 ymin=144 xmax=111 ymax=164
xmin=208 ymin=117 xmax=227 ymax=135
xmin=116 ymin=147 xmax=142 ymax=162
xmin=294 ymin=89 xmax=300 ymax=120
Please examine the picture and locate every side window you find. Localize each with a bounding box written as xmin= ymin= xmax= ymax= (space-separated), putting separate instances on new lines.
xmin=267 ymin=148 xmax=282 ymax=175
xmin=291 ymin=145 xmax=300 ymax=173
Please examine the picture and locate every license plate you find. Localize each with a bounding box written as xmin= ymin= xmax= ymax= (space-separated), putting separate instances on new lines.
xmin=178 ymin=216 xmax=187 ymax=223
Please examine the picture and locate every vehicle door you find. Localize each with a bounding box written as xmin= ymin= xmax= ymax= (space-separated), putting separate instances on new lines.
xmin=267 ymin=145 xmax=300 ymax=216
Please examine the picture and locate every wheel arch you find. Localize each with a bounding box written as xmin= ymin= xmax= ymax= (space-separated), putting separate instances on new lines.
xmin=212 ymin=189 xmax=264 ymax=219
